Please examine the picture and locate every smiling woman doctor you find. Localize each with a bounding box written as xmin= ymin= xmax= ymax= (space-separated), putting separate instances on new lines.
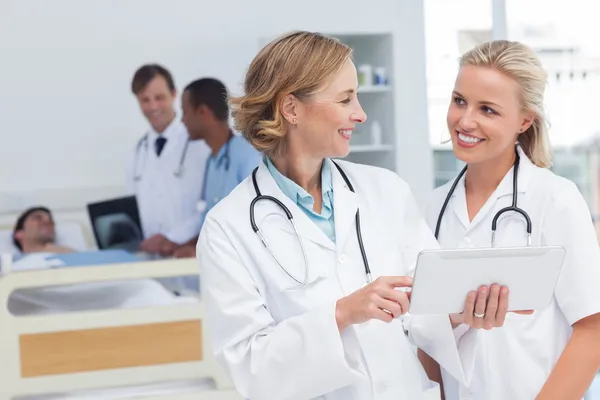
xmin=425 ymin=40 xmax=600 ymax=400
xmin=196 ymin=31 xmax=498 ymax=400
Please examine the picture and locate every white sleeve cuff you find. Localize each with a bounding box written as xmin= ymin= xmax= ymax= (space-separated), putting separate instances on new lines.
xmin=403 ymin=314 xmax=479 ymax=388
xmin=165 ymin=215 xmax=202 ymax=244
xmin=453 ymin=323 xmax=470 ymax=342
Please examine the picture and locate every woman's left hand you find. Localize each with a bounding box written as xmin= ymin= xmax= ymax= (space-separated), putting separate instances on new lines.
xmin=450 ymin=284 xmax=509 ymax=330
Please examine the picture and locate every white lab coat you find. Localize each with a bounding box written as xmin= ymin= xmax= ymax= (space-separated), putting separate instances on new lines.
xmin=425 ymin=146 xmax=600 ymax=400
xmin=126 ymin=119 xmax=211 ymax=244
xmin=197 ymin=159 xmax=476 ymax=400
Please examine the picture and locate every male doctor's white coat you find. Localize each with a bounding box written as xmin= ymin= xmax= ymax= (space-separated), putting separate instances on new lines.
xmin=425 ymin=146 xmax=600 ymax=400
xmin=126 ymin=119 xmax=211 ymax=244
xmin=198 ymin=159 xmax=478 ymax=400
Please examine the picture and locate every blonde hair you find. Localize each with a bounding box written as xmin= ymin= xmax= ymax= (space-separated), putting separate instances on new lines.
xmin=229 ymin=31 xmax=352 ymax=157
xmin=459 ymin=40 xmax=552 ymax=168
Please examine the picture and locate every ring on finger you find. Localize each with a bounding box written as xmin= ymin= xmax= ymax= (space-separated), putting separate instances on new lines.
xmin=473 ymin=312 xmax=485 ymax=318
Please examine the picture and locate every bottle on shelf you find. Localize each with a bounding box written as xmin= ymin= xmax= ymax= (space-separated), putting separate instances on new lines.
xmin=358 ymin=64 xmax=373 ymax=87
xmin=370 ymin=120 xmax=383 ymax=145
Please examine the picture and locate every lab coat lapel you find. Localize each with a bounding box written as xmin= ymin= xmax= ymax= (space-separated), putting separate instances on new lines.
xmin=453 ymin=170 xmax=508 ymax=237
xmin=330 ymin=160 xmax=359 ymax=253
xmin=254 ymin=162 xmax=336 ymax=252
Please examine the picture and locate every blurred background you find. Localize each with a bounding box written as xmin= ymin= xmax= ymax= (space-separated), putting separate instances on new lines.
xmin=2 ymin=0 xmax=600 ymax=398
xmin=2 ymin=0 xmax=600 ymax=233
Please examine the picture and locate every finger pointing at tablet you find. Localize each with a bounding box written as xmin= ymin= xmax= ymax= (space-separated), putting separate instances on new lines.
xmin=336 ymin=276 xmax=412 ymax=331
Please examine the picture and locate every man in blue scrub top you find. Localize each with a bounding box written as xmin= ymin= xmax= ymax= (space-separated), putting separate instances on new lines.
xmin=174 ymin=78 xmax=260 ymax=258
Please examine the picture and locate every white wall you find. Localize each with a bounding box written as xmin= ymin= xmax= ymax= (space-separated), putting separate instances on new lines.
xmin=394 ymin=0 xmax=433 ymax=203
xmin=0 ymin=0 xmax=432 ymax=214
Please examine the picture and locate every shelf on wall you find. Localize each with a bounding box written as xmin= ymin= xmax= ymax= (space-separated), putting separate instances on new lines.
xmin=358 ymin=85 xmax=391 ymax=93
xmin=349 ymin=144 xmax=394 ymax=153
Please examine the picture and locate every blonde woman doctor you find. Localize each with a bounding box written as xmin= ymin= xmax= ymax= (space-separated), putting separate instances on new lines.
xmin=197 ymin=31 xmax=506 ymax=400
xmin=426 ymin=40 xmax=600 ymax=400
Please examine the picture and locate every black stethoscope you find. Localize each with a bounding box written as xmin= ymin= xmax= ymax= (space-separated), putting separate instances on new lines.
xmin=434 ymin=146 xmax=532 ymax=246
xmin=200 ymin=135 xmax=232 ymax=204
xmin=249 ymin=160 xmax=372 ymax=287
xmin=133 ymin=134 xmax=190 ymax=182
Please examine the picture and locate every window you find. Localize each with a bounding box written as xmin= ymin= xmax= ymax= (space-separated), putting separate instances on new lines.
xmin=423 ymin=0 xmax=493 ymax=187
xmin=505 ymin=0 xmax=600 ymax=227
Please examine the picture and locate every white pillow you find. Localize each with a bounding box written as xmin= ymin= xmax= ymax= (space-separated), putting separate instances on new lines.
xmin=0 ymin=221 xmax=89 ymax=256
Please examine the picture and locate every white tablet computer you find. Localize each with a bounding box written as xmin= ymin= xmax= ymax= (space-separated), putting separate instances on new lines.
xmin=409 ymin=245 xmax=566 ymax=315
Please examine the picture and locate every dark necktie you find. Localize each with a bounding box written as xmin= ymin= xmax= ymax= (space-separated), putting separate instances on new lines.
xmin=155 ymin=137 xmax=167 ymax=156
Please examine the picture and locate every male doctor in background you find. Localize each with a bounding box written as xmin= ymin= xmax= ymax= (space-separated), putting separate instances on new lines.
xmin=126 ymin=64 xmax=211 ymax=257
xmin=172 ymin=77 xmax=260 ymax=259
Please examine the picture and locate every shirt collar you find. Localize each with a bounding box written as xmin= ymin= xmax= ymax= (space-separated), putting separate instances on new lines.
xmin=264 ymin=156 xmax=333 ymax=204
xmin=148 ymin=115 xmax=181 ymax=142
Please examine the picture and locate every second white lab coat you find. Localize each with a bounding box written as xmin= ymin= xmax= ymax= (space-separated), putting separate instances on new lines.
xmin=126 ymin=119 xmax=211 ymax=244
xmin=425 ymin=146 xmax=600 ymax=399
xmin=197 ymin=159 xmax=477 ymax=400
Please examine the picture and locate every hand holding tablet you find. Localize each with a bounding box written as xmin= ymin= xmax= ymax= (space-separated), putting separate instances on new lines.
xmin=408 ymin=246 xmax=566 ymax=320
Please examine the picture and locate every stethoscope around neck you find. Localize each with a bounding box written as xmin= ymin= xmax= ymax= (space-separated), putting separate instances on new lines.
xmin=434 ymin=145 xmax=532 ymax=247
xmin=133 ymin=134 xmax=190 ymax=182
xmin=249 ymin=160 xmax=372 ymax=288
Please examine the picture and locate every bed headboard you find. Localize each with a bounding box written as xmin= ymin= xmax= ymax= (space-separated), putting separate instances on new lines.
xmin=0 ymin=259 xmax=240 ymax=399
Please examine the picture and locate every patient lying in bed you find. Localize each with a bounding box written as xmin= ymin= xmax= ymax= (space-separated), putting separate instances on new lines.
xmin=7 ymin=206 xmax=193 ymax=315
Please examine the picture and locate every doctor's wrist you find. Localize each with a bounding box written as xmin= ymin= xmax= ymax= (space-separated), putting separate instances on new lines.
xmin=450 ymin=313 xmax=468 ymax=329
xmin=335 ymin=299 xmax=350 ymax=332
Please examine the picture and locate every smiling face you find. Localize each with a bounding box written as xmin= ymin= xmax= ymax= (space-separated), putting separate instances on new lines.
xmin=135 ymin=75 xmax=177 ymax=133
xmin=447 ymin=65 xmax=534 ymax=165
xmin=283 ymin=59 xmax=367 ymax=159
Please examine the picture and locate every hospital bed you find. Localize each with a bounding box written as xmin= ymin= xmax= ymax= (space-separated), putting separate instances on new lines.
xmin=0 ymin=258 xmax=242 ymax=399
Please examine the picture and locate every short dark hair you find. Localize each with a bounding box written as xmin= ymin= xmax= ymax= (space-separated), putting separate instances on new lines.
xmin=13 ymin=206 xmax=52 ymax=251
xmin=131 ymin=64 xmax=176 ymax=95
xmin=184 ymin=78 xmax=229 ymax=121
